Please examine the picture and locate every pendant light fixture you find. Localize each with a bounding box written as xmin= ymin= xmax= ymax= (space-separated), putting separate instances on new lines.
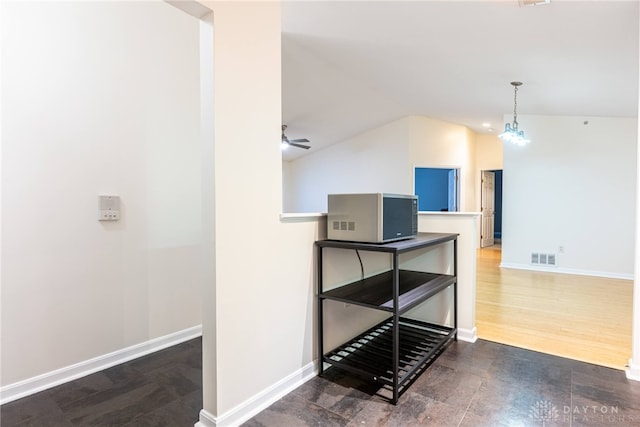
xmin=499 ymin=81 xmax=530 ymax=145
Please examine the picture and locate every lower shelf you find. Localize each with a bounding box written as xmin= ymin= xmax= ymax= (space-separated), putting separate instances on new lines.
xmin=322 ymin=317 xmax=455 ymax=401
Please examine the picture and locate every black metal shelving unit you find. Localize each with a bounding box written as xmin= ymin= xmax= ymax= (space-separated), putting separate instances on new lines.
xmin=316 ymin=232 xmax=458 ymax=404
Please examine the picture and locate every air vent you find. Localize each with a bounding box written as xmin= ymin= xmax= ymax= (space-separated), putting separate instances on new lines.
xmin=332 ymin=220 xmax=356 ymax=232
xmin=531 ymin=252 xmax=557 ymax=266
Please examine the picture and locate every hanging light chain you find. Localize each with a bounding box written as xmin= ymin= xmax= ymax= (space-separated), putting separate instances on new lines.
xmin=513 ymin=84 xmax=518 ymax=125
xmin=510 ymin=81 xmax=522 ymax=129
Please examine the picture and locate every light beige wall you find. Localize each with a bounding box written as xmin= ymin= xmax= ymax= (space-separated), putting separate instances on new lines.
xmin=202 ymin=0 xmax=323 ymax=418
xmin=284 ymin=115 xmax=479 ymax=213
xmin=1 ymin=1 xmax=202 ymax=387
xmin=416 ymin=213 xmax=479 ymax=341
xmin=199 ymin=5 xmax=482 ymax=418
xmin=408 ymin=116 xmax=478 ymax=212
xmin=199 ymin=3 xmax=488 ymax=419
xmin=474 ymin=133 xmax=503 ymax=212
xmin=284 ymin=117 xmax=412 ymax=213
xmin=475 ymin=134 xmax=503 ymax=171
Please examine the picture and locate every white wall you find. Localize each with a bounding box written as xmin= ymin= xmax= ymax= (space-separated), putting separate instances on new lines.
xmin=284 ymin=115 xmax=478 ymax=213
xmin=284 ymin=117 xmax=411 ymax=213
xmin=502 ymin=115 xmax=637 ymax=277
xmin=1 ymin=1 xmax=202 ymax=386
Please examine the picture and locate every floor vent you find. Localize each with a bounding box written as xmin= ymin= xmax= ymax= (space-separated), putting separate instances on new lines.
xmin=531 ymin=252 xmax=557 ymax=266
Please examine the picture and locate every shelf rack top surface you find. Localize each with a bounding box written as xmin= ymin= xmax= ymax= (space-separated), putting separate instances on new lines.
xmin=316 ymin=232 xmax=458 ymax=253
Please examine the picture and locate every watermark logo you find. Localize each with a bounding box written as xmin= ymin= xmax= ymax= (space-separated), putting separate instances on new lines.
xmin=530 ymin=400 xmax=560 ymax=426
xmin=529 ymin=400 xmax=636 ymax=425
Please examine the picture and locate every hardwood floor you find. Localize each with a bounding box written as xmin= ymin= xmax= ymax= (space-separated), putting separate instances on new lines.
xmin=476 ymin=245 xmax=634 ymax=370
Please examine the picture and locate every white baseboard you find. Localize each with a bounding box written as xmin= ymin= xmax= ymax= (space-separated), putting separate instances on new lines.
xmin=499 ymin=262 xmax=633 ymax=280
xmin=195 ymin=361 xmax=317 ymax=427
xmin=626 ymin=358 xmax=640 ymax=381
xmin=1 ymin=325 xmax=202 ymax=405
xmin=457 ymin=326 xmax=478 ymax=343
xmin=195 ymin=410 xmax=216 ymax=427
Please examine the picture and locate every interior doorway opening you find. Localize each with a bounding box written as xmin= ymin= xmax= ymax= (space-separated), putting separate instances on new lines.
xmin=414 ymin=167 xmax=460 ymax=212
xmin=480 ymin=169 xmax=503 ymax=248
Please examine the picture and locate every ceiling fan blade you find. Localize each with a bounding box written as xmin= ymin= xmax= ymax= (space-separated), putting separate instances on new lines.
xmin=289 ymin=142 xmax=311 ymax=149
xmin=290 ymin=138 xmax=310 ymax=143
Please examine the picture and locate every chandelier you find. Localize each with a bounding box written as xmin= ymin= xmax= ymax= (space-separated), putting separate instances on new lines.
xmin=499 ymin=81 xmax=530 ymax=145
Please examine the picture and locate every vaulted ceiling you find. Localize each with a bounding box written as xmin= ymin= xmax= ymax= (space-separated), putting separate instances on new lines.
xmin=281 ymin=1 xmax=639 ymax=159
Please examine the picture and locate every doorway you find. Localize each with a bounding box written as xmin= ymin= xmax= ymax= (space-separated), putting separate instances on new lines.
xmin=480 ymin=169 xmax=502 ymax=247
xmin=414 ymin=167 xmax=460 ymax=212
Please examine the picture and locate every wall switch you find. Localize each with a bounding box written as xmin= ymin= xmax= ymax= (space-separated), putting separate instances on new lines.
xmin=98 ymin=195 xmax=120 ymax=221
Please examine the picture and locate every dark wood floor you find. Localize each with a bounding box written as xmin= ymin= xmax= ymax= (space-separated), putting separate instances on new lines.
xmin=3 ymin=337 xmax=640 ymax=426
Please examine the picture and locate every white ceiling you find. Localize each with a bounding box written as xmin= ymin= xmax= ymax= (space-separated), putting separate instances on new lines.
xmin=281 ymin=0 xmax=639 ymax=160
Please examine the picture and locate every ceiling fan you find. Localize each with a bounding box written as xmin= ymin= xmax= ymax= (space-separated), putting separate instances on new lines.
xmin=281 ymin=125 xmax=311 ymax=150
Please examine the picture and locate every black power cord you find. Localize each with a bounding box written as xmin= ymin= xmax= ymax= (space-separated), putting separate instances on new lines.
xmin=355 ymin=249 xmax=364 ymax=281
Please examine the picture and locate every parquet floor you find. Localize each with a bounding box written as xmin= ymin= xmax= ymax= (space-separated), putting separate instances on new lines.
xmin=476 ymin=245 xmax=634 ymax=370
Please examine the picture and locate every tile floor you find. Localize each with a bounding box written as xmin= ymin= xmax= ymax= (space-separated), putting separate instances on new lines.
xmin=2 ymin=337 xmax=640 ymax=426
xmin=244 ymin=340 xmax=640 ymax=427
xmin=0 ymin=338 xmax=202 ymax=426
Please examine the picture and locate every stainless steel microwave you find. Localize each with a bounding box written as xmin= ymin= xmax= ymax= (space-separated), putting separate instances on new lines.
xmin=327 ymin=193 xmax=418 ymax=243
